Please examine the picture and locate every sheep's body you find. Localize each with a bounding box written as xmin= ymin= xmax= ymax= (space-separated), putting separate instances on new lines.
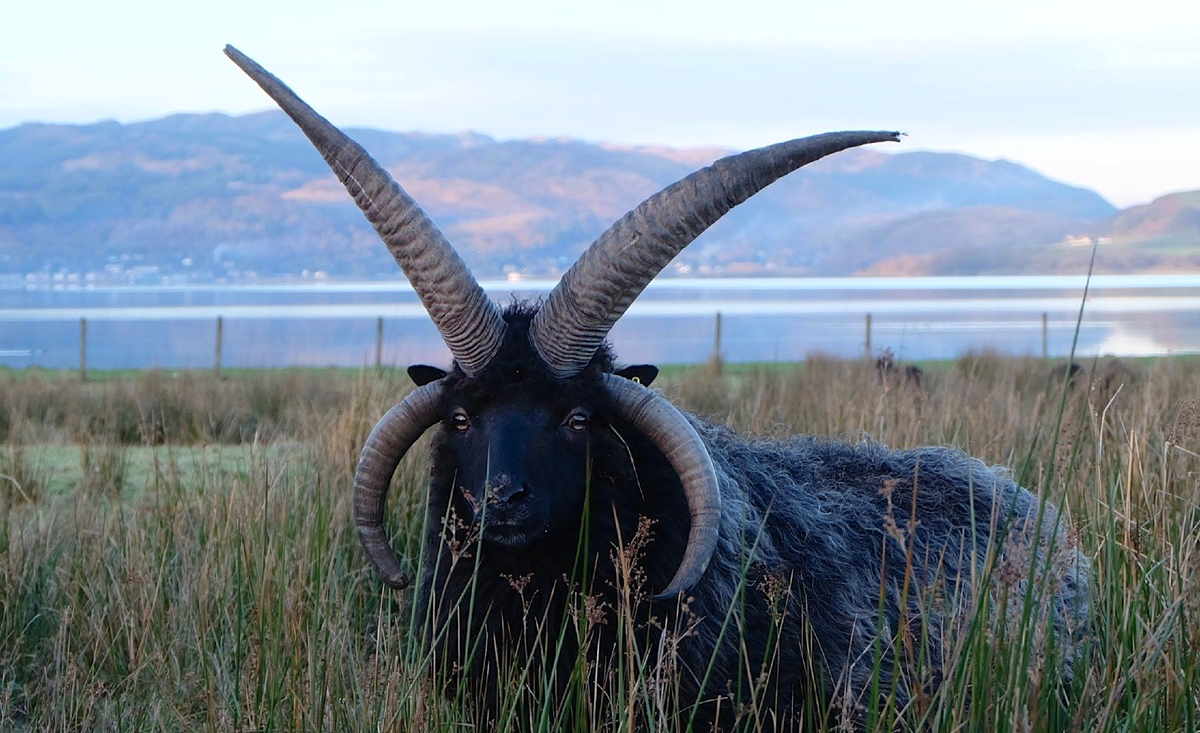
xmin=685 ymin=420 xmax=1088 ymax=714
xmin=415 ymin=368 xmax=1090 ymax=729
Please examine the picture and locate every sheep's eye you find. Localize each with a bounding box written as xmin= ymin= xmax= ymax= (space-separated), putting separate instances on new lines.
xmin=451 ymin=410 xmax=470 ymax=431
xmin=567 ymin=412 xmax=589 ymax=431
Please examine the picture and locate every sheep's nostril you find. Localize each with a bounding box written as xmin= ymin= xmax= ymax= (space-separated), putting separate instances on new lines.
xmin=488 ymin=482 xmax=528 ymax=506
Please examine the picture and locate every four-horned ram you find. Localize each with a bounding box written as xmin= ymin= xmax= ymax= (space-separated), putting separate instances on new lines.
xmin=227 ymin=47 xmax=1090 ymax=730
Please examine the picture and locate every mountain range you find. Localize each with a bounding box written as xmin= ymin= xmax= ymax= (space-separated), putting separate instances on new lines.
xmin=1 ymin=111 xmax=1196 ymax=283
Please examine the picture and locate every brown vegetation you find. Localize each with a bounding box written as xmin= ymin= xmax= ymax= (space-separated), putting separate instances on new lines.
xmin=2 ymin=356 xmax=1199 ymax=730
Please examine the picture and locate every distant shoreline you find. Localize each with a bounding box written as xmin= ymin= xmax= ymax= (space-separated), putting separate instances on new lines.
xmin=7 ymin=272 xmax=1200 ymax=294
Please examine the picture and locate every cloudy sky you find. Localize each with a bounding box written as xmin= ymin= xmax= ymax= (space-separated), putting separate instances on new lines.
xmin=2 ymin=0 xmax=1197 ymax=207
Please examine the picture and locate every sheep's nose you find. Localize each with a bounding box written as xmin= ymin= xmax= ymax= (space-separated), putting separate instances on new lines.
xmin=487 ymin=481 xmax=528 ymax=506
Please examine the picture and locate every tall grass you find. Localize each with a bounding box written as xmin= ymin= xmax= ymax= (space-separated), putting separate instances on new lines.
xmin=1 ymin=356 xmax=1198 ymax=731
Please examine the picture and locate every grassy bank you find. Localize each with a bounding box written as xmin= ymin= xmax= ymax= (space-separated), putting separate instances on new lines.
xmin=2 ymin=356 xmax=1199 ymax=731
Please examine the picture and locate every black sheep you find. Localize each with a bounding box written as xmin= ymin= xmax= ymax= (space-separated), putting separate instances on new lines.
xmin=227 ymin=47 xmax=1091 ymax=730
xmin=876 ymin=348 xmax=927 ymax=392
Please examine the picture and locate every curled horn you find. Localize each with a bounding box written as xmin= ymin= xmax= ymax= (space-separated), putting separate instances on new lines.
xmin=353 ymin=381 xmax=447 ymax=589
xmin=225 ymin=46 xmax=505 ymax=375
xmin=529 ymin=131 xmax=901 ymax=378
xmin=601 ymin=373 xmax=721 ymax=599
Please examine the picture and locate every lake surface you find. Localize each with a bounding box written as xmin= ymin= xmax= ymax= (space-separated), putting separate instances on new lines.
xmin=2 ymin=275 xmax=1199 ymax=369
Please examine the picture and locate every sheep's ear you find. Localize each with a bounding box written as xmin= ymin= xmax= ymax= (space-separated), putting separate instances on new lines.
xmin=615 ymin=364 xmax=658 ymax=387
xmin=407 ymin=365 xmax=447 ymax=386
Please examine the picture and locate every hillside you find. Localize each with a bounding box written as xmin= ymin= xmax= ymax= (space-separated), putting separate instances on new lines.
xmin=0 ymin=111 xmax=1150 ymax=282
xmin=1102 ymin=190 xmax=1200 ymax=247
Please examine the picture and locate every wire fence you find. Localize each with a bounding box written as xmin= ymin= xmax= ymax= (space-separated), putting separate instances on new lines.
xmin=2 ymin=309 xmax=1185 ymax=378
xmin=6 ymin=275 xmax=1200 ymax=373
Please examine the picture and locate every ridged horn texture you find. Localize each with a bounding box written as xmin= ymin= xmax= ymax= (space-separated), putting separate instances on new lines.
xmin=224 ymin=45 xmax=505 ymax=375
xmin=353 ymin=381 xmax=447 ymax=589
xmin=530 ymin=130 xmax=902 ymax=377
xmin=601 ymin=373 xmax=721 ymax=599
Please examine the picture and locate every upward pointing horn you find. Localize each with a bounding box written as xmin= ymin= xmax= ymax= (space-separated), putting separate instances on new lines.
xmin=528 ymin=131 xmax=901 ymax=378
xmin=224 ymin=45 xmax=506 ymax=375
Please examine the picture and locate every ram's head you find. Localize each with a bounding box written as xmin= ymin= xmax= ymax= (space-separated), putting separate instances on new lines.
xmin=226 ymin=46 xmax=898 ymax=599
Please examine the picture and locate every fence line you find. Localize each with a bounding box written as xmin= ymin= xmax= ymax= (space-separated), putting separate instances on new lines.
xmin=5 ymin=310 xmax=1140 ymax=371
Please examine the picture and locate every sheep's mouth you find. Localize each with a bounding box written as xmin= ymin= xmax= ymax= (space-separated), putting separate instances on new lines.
xmin=462 ymin=493 xmax=537 ymax=545
xmin=459 ymin=484 xmax=542 ymax=545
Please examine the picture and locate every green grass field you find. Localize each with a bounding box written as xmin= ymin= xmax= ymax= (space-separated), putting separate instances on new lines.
xmin=2 ymin=356 xmax=1199 ymax=731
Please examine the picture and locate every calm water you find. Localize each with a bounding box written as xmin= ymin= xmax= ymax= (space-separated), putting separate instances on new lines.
xmin=2 ymin=275 xmax=1199 ymax=369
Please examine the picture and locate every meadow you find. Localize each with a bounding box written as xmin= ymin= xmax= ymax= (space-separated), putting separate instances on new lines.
xmin=1 ymin=355 xmax=1198 ymax=731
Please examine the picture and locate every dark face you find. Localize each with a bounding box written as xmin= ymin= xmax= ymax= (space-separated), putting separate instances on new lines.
xmin=441 ymin=386 xmax=596 ymax=546
xmin=411 ymin=357 xmax=658 ymax=548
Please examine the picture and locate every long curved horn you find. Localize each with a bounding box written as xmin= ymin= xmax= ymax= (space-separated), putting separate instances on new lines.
xmin=530 ymin=131 xmax=901 ymax=377
xmin=225 ymin=46 xmax=505 ymax=375
xmin=601 ymin=373 xmax=720 ymax=599
xmin=354 ymin=381 xmax=447 ymax=589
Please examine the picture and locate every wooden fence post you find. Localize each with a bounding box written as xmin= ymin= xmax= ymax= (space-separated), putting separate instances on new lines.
xmin=214 ymin=316 xmax=223 ymax=378
xmin=79 ymin=317 xmax=88 ymax=382
xmin=375 ymin=316 xmax=384 ymax=371
xmin=864 ymin=313 xmax=873 ymax=359
xmin=712 ymin=311 xmax=724 ymax=374
xmin=1042 ymin=312 xmax=1049 ymax=360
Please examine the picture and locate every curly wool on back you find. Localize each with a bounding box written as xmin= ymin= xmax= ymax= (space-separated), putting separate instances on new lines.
xmin=678 ymin=419 xmax=1089 ymax=714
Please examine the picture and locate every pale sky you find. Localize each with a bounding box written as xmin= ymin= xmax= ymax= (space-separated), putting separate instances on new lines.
xmin=2 ymin=0 xmax=1198 ymax=207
